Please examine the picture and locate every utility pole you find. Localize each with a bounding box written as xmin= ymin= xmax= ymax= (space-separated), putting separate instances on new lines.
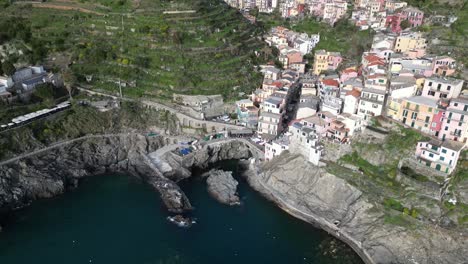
xmin=119 ymin=14 xmax=124 ymax=98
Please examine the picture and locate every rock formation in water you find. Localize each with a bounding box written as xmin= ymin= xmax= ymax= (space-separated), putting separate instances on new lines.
xmin=242 ymin=153 xmax=468 ymax=264
xmin=203 ymin=169 xmax=240 ymax=206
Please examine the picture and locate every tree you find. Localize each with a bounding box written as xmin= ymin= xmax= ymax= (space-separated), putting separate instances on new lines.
xmin=62 ymin=69 xmax=76 ymax=99
xmin=274 ymin=59 xmax=283 ymax=69
xmin=1 ymin=61 xmax=15 ymax=76
xmin=400 ymin=20 xmax=411 ymax=30
xmin=249 ymin=7 xmax=259 ymax=17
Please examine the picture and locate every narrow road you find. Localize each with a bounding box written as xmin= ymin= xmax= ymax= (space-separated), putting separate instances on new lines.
xmin=76 ymin=87 xmax=247 ymax=131
xmin=0 ymin=133 xmax=133 ymax=167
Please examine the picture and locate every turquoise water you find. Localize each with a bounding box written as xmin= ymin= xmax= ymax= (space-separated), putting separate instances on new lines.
xmin=0 ymin=162 xmax=362 ymax=264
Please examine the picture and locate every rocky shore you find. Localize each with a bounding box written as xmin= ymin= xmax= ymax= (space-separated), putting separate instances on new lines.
xmin=0 ymin=134 xmax=192 ymax=217
xmin=1 ymin=136 xmax=466 ymax=264
xmin=241 ymin=153 xmax=468 ymax=264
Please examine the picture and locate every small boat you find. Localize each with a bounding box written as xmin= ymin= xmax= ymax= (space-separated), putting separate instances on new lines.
xmin=167 ymin=215 xmax=196 ymax=228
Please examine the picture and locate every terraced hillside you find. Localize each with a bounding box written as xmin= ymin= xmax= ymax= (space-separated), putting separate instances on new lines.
xmin=0 ymin=0 xmax=268 ymax=100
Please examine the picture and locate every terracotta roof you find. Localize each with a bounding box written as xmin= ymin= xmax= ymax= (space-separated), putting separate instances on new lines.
xmin=364 ymin=54 xmax=383 ymax=63
xmin=321 ymin=79 xmax=340 ymax=87
xmin=368 ymin=61 xmax=386 ymax=66
xmin=342 ymin=68 xmax=357 ymax=74
xmin=346 ymin=89 xmax=361 ymax=98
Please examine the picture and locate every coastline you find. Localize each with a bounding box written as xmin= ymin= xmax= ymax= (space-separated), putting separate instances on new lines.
xmin=1 ymin=137 xmax=466 ymax=264
xmin=242 ymin=161 xmax=373 ymax=264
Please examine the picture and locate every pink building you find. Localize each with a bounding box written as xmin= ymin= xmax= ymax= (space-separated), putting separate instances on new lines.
xmin=401 ymin=7 xmax=424 ymax=28
xmin=330 ymin=53 xmax=343 ymax=69
xmin=340 ymin=68 xmax=358 ymax=82
xmin=286 ymin=51 xmax=303 ymax=65
xmin=430 ymin=108 xmax=445 ymax=137
xmin=385 ymin=13 xmax=404 ymax=33
xmin=431 ymin=56 xmax=456 ymax=77
xmin=438 ymin=97 xmax=468 ymax=145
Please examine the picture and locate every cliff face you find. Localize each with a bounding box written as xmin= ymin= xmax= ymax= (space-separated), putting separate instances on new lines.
xmin=244 ymin=153 xmax=468 ymax=264
xmin=0 ymin=134 xmax=191 ymax=216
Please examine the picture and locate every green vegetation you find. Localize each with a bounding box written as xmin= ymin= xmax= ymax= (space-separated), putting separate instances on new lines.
xmin=383 ymin=197 xmax=404 ymax=211
xmin=0 ymin=100 xmax=179 ymax=160
xmin=384 ymin=126 xmax=428 ymax=153
xmin=408 ymin=0 xmax=468 ymax=66
xmin=340 ymin=151 xmax=400 ymax=188
xmin=400 ymin=166 xmax=429 ymax=182
xmin=384 ymin=213 xmax=418 ymax=229
xmin=0 ymin=0 xmax=270 ymax=101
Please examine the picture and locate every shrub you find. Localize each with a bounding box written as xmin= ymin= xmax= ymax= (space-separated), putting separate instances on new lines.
xmin=383 ymin=198 xmax=404 ymax=212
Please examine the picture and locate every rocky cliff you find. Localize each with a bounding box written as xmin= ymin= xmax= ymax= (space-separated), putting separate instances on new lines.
xmin=0 ymin=134 xmax=192 ymax=219
xmin=243 ymin=153 xmax=468 ymax=264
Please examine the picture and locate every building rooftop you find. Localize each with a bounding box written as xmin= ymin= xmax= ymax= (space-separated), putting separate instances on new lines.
xmin=321 ymin=79 xmax=340 ymax=87
xmin=265 ymin=97 xmax=283 ymax=105
xmin=426 ymin=76 xmax=464 ymax=85
xmin=260 ymin=111 xmax=282 ymax=119
xmin=362 ymin=88 xmax=387 ymax=95
xmin=346 ymin=89 xmax=361 ymax=98
xmin=406 ymin=96 xmax=439 ymax=107
xmin=426 ymin=138 xmax=465 ymax=152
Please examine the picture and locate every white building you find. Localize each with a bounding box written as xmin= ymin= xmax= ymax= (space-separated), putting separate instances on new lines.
xmin=337 ymin=113 xmax=365 ymax=136
xmin=321 ymin=95 xmax=343 ymax=115
xmin=289 ymin=122 xmax=323 ymax=166
xmin=265 ymin=135 xmax=289 ymax=161
xmin=388 ymin=83 xmax=416 ymax=99
xmin=262 ymin=96 xmax=284 ymax=114
xmin=258 ymin=112 xmax=283 ymax=138
xmin=415 ymin=139 xmax=465 ymax=174
xmin=421 ymin=77 xmax=464 ymax=100
xmin=343 ymin=89 xmax=361 ymax=114
xmin=357 ymin=88 xmax=386 ymax=121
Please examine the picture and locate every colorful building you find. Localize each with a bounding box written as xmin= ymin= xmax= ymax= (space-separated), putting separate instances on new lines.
xmin=398 ymin=96 xmax=438 ymax=133
xmin=438 ymin=97 xmax=468 ymax=144
xmin=313 ymin=50 xmax=343 ymax=75
xmin=415 ymin=139 xmax=464 ymax=174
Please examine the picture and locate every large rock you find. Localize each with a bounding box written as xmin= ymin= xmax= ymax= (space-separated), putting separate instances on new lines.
xmin=243 ymin=153 xmax=468 ymax=264
xmin=204 ymin=169 xmax=240 ymax=206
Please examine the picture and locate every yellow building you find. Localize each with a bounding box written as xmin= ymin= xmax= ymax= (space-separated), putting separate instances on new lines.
xmin=312 ymin=50 xmax=342 ymax=75
xmin=397 ymin=96 xmax=438 ymax=133
xmin=395 ymin=32 xmax=427 ymax=53
xmin=387 ymin=98 xmax=402 ymax=120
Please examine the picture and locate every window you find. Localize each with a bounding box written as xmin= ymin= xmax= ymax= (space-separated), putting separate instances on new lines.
xmin=428 ymin=82 xmax=432 ymax=86
xmin=447 ymin=85 xmax=451 ymax=91
xmin=425 ymin=116 xmax=430 ymax=123
xmin=437 ymin=84 xmax=442 ymax=90
xmin=432 ymin=122 xmax=437 ymax=127
xmin=429 ymin=153 xmax=434 ymax=158
xmin=445 ymin=126 xmax=448 ymax=131
xmin=440 ymin=156 xmax=445 ymax=161
xmin=428 ymin=107 xmax=433 ymax=112
xmin=454 ymin=103 xmax=458 ymax=107
xmin=442 ymin=149 xmax=447 ymax=154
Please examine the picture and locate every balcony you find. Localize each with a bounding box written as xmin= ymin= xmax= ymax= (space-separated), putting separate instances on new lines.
xmin=449 ymin=131 xmax=462 ymax=137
